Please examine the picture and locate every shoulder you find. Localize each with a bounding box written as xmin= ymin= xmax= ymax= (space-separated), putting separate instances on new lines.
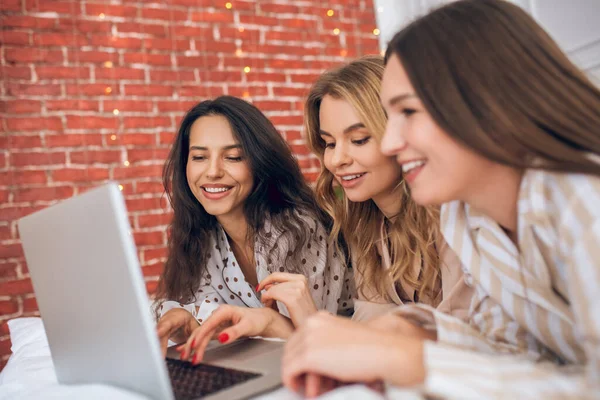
xmin=523 ymin=169 xmax=600 ymax=222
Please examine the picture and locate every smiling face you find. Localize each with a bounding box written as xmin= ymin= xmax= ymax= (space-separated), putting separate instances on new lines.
xmin=186 ymin=114 xmax=253 ymax=220
xmin=319 ymin=94 xmax=403 ymax=212
xmin=380 ymin=54 xmax=500 ymax=206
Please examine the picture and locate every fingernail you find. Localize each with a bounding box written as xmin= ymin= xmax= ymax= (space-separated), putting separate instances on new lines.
xmin=192 ymin=354 xmax=198 ymax=364
xmin=191 ymin=339 xmax=196 ymax=348
xmin=255 ymin=284 xmax=260 ymax=292
xmin=218 ymin=332 xmax=229 ymax=343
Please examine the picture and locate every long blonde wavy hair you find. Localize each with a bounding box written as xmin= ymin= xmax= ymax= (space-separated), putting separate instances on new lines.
xmin=305 ymin=55 xmax=442 ymax=304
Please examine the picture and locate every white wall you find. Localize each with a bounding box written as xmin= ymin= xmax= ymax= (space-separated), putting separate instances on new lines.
xmin=373 ymin=0 xmax=600 ymax=85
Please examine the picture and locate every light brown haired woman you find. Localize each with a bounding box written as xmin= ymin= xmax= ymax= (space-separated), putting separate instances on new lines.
xmin=304 ymin=55 xmax=472 ymax=322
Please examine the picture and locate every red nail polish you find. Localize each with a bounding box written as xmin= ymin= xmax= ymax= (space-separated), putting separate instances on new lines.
xmin=218 ymin=332 xmax=229 ymax=343
xmin=192 ymin=354 xmax=198 ymax=364
xmin=191 ymin=339 xmax=196 ymax=348
xmin=255 ymin=284 xmax=260 ymax=292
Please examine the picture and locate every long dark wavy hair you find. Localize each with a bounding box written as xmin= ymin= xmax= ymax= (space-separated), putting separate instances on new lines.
xmin=156 ymin=96 xmax=330 ymax=305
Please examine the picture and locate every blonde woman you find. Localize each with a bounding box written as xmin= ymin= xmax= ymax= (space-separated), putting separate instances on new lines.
xmin=283 ymin=1 xmax=600 ymax=398
xmin=304 ymin=55 xmax=472 ymax=322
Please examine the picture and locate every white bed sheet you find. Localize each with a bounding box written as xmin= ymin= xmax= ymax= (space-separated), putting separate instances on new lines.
xmin=0 ymin=318 xmax=423 ymax=400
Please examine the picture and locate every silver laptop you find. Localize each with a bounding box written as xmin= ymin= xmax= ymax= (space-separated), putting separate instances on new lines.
xmin=18 ymin=182 xmax=284 ymax=400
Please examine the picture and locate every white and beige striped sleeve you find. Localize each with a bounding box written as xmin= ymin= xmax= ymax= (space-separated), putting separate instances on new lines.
xmin=420 ymin=207 xmax=600 ymax=397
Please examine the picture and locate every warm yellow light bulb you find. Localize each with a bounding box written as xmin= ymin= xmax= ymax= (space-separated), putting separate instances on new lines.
xmin=124 ymin=160 xmax=130 ymax=167
xmin=110 ymin=134 xmax=117 ymax=140
xmin=113 ymin=109 xmax=119 ymax=115
xmin=373 ymin=28 xmax=380 ymax=36
xmin=99 ymin=13 xmax=105 ymax=19
xmin=118 ymin=184 xmax=124 ymax=191
xmin=327 ymin=9 xmax=334 ymax=17
xmin=236 ymin=49 xmax=243 ymax=57
xmin=225 ymin=2 xmax=232 ymax=9
xmin=243 ymin=66 xmax=250 ymax=73
xmin=333 ymin=28 xmax=340 ymax=35
xmin=105 ymin=87 xmax=112 ymax=94
xmin=104 ymin=61 xmax=113 ymax=68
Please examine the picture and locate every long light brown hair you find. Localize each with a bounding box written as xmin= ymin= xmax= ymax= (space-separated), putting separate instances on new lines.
xmin=305 ymin=56 xmax=442 ymax=304
xmin=385 ymin=0 xmax=600 ymax=176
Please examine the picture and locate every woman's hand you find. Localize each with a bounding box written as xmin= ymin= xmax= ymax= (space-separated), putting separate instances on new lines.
xmin=257 ymin=272 xmax=318 ymax=327
xmin=366 ymin=313 xmax=437 ymax=341
xmin=156 ymin=308 xmax=200 ymax=357
xmin=179 ymin=304 xmax=294 ymax=365
xmin=282 ymin=312 xmax=427 ymax=395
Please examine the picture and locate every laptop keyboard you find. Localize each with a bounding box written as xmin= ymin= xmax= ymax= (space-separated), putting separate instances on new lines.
xmin=166 ymin=358 xmax=263 ymax=400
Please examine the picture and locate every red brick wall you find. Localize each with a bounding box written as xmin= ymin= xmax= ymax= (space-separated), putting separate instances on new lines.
xmin=0 ymin=0 xmax=379 ymax=369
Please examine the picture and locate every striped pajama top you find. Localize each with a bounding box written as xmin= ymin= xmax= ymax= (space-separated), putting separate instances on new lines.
xmin=394 ymin=168 xmax=600 ymax=399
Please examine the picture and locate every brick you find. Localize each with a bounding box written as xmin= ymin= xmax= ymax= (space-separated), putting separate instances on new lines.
xmin=219 ymin=27 xmax=260 ymax=42
xmin=149 ymin=70 xmax=196 ymax=82
xmin=90 ymin=35 xmax=143 ymax=49
xmin=239 ymin=15 xmax=277 ymax=26
xmin=123 ymin=116 xmax=171 ymax=130
xmin=103 ymin=100 xmax=153 ymax=112
xmin=117 ymin=22 xmax=167 ymax=36
xmin=142 ymin=262 xmax=164 ymax=277
xmin=156 ymin=101 xmax=197 ymax=112
xmin=270 ymin=115 xmax=304 ymax=126
xmin=70 ymin=150 xmax=121 ymax=164
xmin=114 ymin=165 xmax=162 ymax=179
xmin=0 ymin=243 xmax=24 ymax=259
xmin=141 ymin=8 xmax=187 ymax=21
xmin=66 ymin=83 xmax=120 ymax=96
xmin=178 ymin=85 xmax=225 ymax=98
xmin=70 ymin=50 xmax=118 ymax=64
xmin=138 ymin=213 xmax=172 ymax=228
xmin=0 ymin=65 xmax=31 ymax=80
xmin=126 ymin=148 xmax=170 ymax=163
xmin=33 ymin=33 xmax=87 ymax=47
xmin=0 ymin=321 xmax=10 ymax=336
xmin=23 ymin=297 xmax=38 ymax=313
xmin=0 ymin=301 xmax=18 ymax=315
xmin=260 ymin=3 xmax=299 ymax=13
xmin=96 ymin=67 xmax=145 ymax=80
xmin=135 ymin=181 xmax=165 ymax=194
xmin=170 ymin=25 xmax=211 ymax=38
xmin=125 ymin=197 xmax=164 ymax=212
xmin=6 ymin=83 xmax=61 ymax=97
xmin=143 ymin=38 xmax=189 ymax=51
xmin=110 ymin=133 xmax=156 ymax=146
xmin=0 ymin=338 xmax=12 ymax=358
xmin=6 ymin=117 xmax=62 ymax=132
xmin=56 ymin=19 xmax=112 ymax=33
xmin=66 ymin=116 xmax=118 ymax=130
xmin=143 ymin=246 xmax=168 ymax=261
xmin=246 ymin=72 xmax=287 ymax=83
xmin=0 ymin=100 xmax=41 ymax=114
xmin=227 ymin=85 xmax=269 ymax=97
xmin=198 ymin=70 xmax=241 ymax=82
xmin=146 ymin=280 xmax=158 ymax=294
xmin=3 ymin=135 xmax=42 ymax=149
xmin=272 ymin=86 xmax=310 ymax=97
xmin=159 ymin=132 xmax=175 ymax=144
xmin=4 ymin=47 xmax=63 ymax=64
xmin=123 ymin=52 xmax=172 ymax=66
xmin=13 ymin=186 xmax=75 ymax=203
xmin=46 ymin=100 xmax=100 ymax=112
xmin=0 ymin=278 xmax=33 ymax=295
xmin=0 ymin=0 xmax=21 ymax=12
xmin=51 ymin=168 xmax=109 ymax=182
xmin=11 ymin=151 xmax=66 ymax=167
xmin=290 ymin=144 xmax=311 ymax=156
xmin=133 ymin=231 xmax=164 ymax=246
xmin=176 ymin=55 xmax=219 ymax=68
xmin=195 ymin=40 xmax=237 ymax=53
xmin=252 ymin=101 xmax=293 ymax=112
xmin=36 ymin=66 xmax=90 ymax=80
xmin=124 ymin=84 xmax=173 ymax=96
xmin=46 ymin=134 xmax=103 ymax=147
xmin=0 ymin=262 xmax=18 ymax=280
xmin=0 ymin=31 xmax=30 ymax=46
xmin=85 ymin=4 xmax=138 ymax=18
xmin=27 ymin=0 xmax=76 ymax=14
xmin=191 ymin=11 xmax=234 ymax=23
